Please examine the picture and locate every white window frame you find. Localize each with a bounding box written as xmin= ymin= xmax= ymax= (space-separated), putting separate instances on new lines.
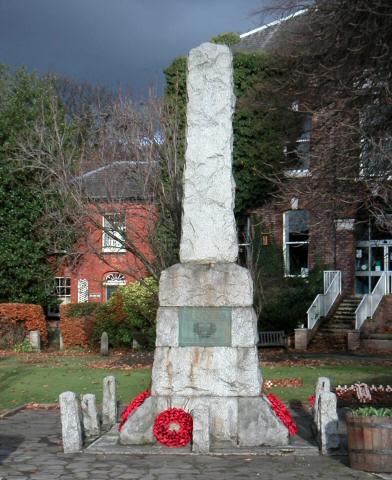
xmin=283 ymin=211 xmax=310 ymax=277
xmin=48 ymin=277 xmax=71 ymax=317
xmin=102 ymin=213 xmax=126 ymax=253
xmin=103 ymin=272 xmax=126 ymax=301
xmin=284 ymin=109 xmax=312 ymax=177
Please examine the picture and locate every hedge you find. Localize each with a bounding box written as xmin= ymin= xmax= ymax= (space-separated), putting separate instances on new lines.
xmin=0 ymin=303 xmax=48 ymax=343
xmin=60 ymin=303 xmax=98 ymax=348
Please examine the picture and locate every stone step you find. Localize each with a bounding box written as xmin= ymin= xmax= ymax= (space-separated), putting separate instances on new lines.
xmin=334 ymin=312 xmax=356 ymax=317
xmin=317 ymin=329 xmax=352 ymax=335
xmin=323 ymin=324 xmax=353 ymax=330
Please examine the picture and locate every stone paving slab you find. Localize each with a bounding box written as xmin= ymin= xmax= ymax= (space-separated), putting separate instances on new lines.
xmin=0 ymin=409 xmax=381 ymax=479
xmin=86 ymin=425 xmax=319 ymax=456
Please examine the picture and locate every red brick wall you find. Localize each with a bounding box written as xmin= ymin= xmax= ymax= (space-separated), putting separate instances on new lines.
xmin=56 ymin=202 xmax=154 ymax=304
xmin=0 ymin=304 xmax=48 ymax=342
xmin=363 ymin=296 xmax=392 ymax=335
xmin=251 ymin=194 xmax=356 ymax=295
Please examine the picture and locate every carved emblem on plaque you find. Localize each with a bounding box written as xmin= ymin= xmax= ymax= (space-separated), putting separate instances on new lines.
xmin=178 ymin=307 xmax=232 ymax=347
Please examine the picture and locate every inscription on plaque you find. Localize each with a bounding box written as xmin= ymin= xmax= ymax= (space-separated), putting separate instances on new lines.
xmin=178 ymin=307 xmax=232 ymax=347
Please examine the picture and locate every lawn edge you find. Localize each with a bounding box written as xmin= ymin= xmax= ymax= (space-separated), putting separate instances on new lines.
xmin=0 ymin=404 xmax=27 ymax=419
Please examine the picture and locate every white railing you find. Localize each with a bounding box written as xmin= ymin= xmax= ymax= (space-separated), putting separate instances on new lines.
xmin=307 ymin=271 xmax=342 ymax=330
xmin=355 ymin=272 xmax=390 ymax=330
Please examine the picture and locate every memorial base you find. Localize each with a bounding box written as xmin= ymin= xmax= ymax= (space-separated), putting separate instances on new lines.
xmin=118 ymin=262 xmax=289 ymax=452
xmin=119 ymin=395 xmax=289 ymax=449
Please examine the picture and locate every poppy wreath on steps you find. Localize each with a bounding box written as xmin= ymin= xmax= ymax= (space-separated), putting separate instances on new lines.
xmin=153 ymin=408 xmax=193 ymax=447
xmin=267 ymin=393 xmax=298 ymax=436
xmin=118 ymin=390 xmax=151 ymax=431
xmin=309 ymin=394 xmax=315 ymax=408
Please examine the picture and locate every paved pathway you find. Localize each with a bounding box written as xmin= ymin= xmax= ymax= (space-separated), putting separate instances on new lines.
xmin=0 ymin=409 xmax=381 ymax=480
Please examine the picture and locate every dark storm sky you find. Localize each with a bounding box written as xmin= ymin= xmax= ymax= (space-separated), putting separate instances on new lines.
xmin=0 ymin=0 xmax=275 ymax=98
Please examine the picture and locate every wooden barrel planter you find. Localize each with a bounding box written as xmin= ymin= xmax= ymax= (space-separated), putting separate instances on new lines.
xmin=347 ymin=412 xmax=392 ymax=472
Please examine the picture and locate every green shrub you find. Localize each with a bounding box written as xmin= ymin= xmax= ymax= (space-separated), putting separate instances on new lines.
xmin=353 ymin=407 xmax=392 ymax=417
xmin=13 ymin=340 xmax=36 ymax=353
xmin=92 ymin=295 xmax=128 ymax=348
xmin=211 ymin=32 xmax=240 ymax=46
xmin=92 ymin=277 xmax=158 ymax=349
xmin=67 ymin=302 xmax=100 ymax=317
xmin=250 ymin=229 xmax=324 ymax=332
xmin=119 ymin=277 xmax=158 ymax=349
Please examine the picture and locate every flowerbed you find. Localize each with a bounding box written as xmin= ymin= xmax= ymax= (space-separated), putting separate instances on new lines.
xmin=264 ymin=377 xmax=303 ymax=389
xmin=336 ymin=383 xmax=392 ymax=406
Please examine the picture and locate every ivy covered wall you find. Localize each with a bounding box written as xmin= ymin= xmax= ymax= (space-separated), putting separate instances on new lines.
xmin=164 ymin=50 xmax=287 ymax=215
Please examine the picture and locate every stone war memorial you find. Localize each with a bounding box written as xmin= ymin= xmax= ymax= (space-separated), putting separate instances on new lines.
xmin=119 ymin=41 xmax=289 ymax=452
xmin=59 ymin=41 xmax=340 ymax=456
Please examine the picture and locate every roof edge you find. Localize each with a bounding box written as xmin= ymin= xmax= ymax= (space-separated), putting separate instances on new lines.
xmin=240 ymin=8 xmax=308 ymax=39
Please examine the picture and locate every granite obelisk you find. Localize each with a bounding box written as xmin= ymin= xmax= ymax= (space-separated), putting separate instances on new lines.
xmin=120 ymin=42 xmax=289 ymax=450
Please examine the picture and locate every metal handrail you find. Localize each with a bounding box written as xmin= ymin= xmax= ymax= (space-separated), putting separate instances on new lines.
xmin=355 ymin=271 xmax=389 ymax=330
xmin=307 ymin=271 xmax=341 ymax=330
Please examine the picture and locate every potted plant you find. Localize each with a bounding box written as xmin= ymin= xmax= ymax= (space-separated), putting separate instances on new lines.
xmin=347 ymin=407 xmax=392 ymax=473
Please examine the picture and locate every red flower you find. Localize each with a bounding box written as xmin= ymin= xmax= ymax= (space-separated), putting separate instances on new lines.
xmin=309 ymin=394 xmax=315 ymax=408
xmin=118 ymin=390 xmax=151 ymax=431
xmin=267 ymin=393 xmax=298 ymax=436
xmin=153 ymin=408 xmax=193 ymax=448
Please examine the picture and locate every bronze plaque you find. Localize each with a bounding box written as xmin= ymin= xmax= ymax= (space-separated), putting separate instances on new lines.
xmin=178 ymin=307 xmax=232 ymax=347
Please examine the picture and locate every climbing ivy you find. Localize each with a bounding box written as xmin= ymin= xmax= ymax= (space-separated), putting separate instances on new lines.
xmin=164 ymin=50 xmax=286 ymax=215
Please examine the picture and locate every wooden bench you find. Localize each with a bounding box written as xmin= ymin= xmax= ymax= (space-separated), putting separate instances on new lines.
xmin=258 ymin=331 xmax=288 ymax=348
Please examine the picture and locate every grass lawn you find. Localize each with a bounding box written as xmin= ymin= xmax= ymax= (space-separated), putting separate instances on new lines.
xmin=1 ymin=353 xmax=392 ymax=409
xmin=0 ymin=354 xmax=150 ymax=410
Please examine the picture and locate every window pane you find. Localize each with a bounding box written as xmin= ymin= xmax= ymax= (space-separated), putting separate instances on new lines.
xmin=106 ymin=285 xmax=118 ymax=301
xmin=287 ymin=210 xmax=310 ymax=242
xmin=355 ymin=247 xmax=369 ymax=271
xmin=103 ymin=213 xmax=126 ymax=250
xmin=288 ymin=243 xmax=309 ymax=276
xmin=371 ymin=247 xmax=384 ymax=272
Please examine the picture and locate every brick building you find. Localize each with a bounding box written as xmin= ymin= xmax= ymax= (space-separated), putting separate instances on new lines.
xmin=49 ymin=161 xmax=153 ymax=319
xmin=233 ymin=11 xmax=392 ymax=350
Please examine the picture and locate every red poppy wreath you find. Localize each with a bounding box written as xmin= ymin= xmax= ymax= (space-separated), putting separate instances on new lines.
xmin=153 ymin=408 xmax=193 ymax=447
xmin=118 ymin=390 xmax=151 ymax=431
xmin=267 ymin=393 xmax=298 ymax=436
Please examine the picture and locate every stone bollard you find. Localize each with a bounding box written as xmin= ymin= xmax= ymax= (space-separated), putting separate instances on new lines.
xmin=102 ymin=376 xmax=117 ymax=429
xmin=29 ymin=330 xmax=41 ymax=351
xmin=59 ymin=391 xmax=83 ymax=453
xmin=100 ymin=332 xmax=109 ymax=356
xmin=313 ymin=377 xmax=331 ymax=424
xmin=294 ymin=328 xmax=309 ymax=350
xmin=192 ymin=404 xmax=210 ymax=453
xmin=316 ymin=391 xmax=340 ymax=454
xmin=81 ymin=394 xmax=100 ymax=438
xmin=59 ymin=333 xmax=64 ymax=351
xmin=347 ymin=330 xmax=361 ymax=351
